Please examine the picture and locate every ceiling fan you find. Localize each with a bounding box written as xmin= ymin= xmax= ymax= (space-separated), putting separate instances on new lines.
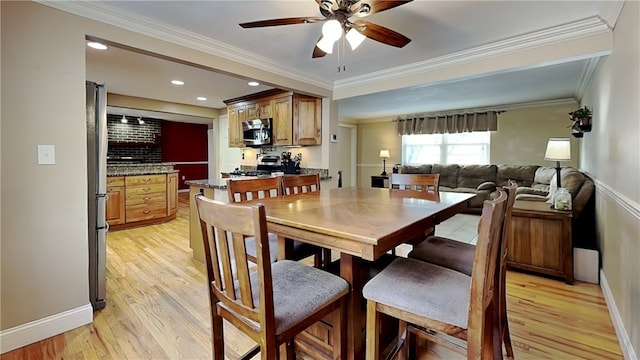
xmin=239 ymin=0 xmax=413 ymax=58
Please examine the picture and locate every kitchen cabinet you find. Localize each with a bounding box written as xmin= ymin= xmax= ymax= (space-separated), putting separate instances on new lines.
xmin=225 ymin=89 xmax=321 ymax=147
xmin=227 ymin=104 xmax=246 ymax=148
xmin=293 ymin=94 xmax=322 ymax=145
xmin=108 ymin=173 xmax=178 ymax=230
xmin=106 ymin=176 xmax=125 ymax=225
xmin=125 ymin=174 xmax=167 ymax=223
xmin=167 ymin=172 xmax=178 ymax=216
xmin=273 ymin=95 xmax=293 ymax=145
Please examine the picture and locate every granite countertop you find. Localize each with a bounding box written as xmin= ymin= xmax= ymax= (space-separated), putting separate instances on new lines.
xmin=186 ymin=174 xmax=333 ymax=191
xmin=107 ymin=163 xmax=177 ymax=176
xmin=185 ymin=178 xmax=228 ymax=190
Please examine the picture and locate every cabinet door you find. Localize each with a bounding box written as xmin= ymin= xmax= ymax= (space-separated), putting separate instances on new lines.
xmin=106 ymin=186 xmax=125 ymax=225
xmin=167 ymin=173 xmax=178 ymax=216
xmin=256 ymin=100 xmax=272 ymax=118
xmin=227 ymin=105 xmax=245 ymax=148
xmin=273 ymin=95 xmax=293 ymax=146
xmin=245 ymin=102 xmax=259 ymax=120
xmin=293 ymin=95 xmax=322 ymax=145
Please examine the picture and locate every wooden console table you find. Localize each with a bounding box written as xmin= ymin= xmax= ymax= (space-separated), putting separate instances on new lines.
xmin=505 ymin=200 xmax=573 ymax=284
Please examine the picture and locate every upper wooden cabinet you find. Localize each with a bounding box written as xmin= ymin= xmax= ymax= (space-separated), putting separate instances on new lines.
xmin=224 ymin=89 xmax=321 ymax=147
xmin=227 ymin=104 xmax=246 ymax=148
xmin=293 ymin=94 xmax=322 ymax=145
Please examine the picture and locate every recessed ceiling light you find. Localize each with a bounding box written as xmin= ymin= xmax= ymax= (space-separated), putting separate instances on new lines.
xmin=87 ymin=42 xmax=108 ymax=50
xmin=248 ymin=81 xmax=260 ymax=87
xmin=171 ymin=80 xmax=185 ymax=86
xmin=197 ymin=97 xmax=207 ymax=101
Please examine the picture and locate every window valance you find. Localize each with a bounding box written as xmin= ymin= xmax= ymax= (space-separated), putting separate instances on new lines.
xmin=394 ymin=111 xmax=499 ymax=135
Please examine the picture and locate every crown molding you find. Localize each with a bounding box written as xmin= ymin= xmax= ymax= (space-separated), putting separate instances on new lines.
xmin=334 ymin=16 xmax=612 ymax=91
xmin=575 ymin=57 xmax=602 ymax=101
xmin=36 ymin=1 xmax=333 ymax=90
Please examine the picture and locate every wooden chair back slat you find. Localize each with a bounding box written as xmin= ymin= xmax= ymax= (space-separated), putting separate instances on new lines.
xmin=389 ymin=173 xmax=440 ymax=192
xmin=282 ymin=174 xmax=320 ymax=195
xmin=227 ymin=177 xmax=283 ymax=203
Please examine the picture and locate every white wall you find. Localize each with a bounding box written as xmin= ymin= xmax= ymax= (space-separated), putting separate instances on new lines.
xmin=579 ymin=2 xmax=639 ymax=358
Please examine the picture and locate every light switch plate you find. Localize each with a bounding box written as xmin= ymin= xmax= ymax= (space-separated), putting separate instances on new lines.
xmin=37 ymin=145 xmax=56 ymax=165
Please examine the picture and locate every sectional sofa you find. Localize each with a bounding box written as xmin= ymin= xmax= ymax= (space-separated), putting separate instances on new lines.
xmin=399 ymin=163 xmax=596 ymax=248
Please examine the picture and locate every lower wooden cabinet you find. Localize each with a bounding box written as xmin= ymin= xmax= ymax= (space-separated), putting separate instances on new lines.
xmin=108 ymin=173 xmax=178 ymax=230
xmin=106 ymin=176 xmax=125 ymax=225
xmin=167 ymin=172 xmax=178 ymax=216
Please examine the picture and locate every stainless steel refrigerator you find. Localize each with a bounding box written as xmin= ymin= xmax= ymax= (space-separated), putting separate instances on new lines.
xmin=86 ymin=81 xmax=108 ymax=310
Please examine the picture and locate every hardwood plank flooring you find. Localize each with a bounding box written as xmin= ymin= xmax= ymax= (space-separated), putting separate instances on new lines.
xmin=2 ymin=193 xmax=622 ymax=360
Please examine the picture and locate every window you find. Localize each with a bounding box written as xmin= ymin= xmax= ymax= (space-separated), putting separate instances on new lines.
xmin=402 ymin=132 xmax=490 ymax=165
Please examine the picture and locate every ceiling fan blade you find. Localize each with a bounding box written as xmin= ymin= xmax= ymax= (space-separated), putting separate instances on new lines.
xmin=354 ymin=19 xmax=411 ymax=48
xmin=350 ymin=0 xmax=413 ymax=18
xmin=240 ymin=17 xmax=324 ymax=28
xmin=312 ymin=34 xmax=327 ymax=58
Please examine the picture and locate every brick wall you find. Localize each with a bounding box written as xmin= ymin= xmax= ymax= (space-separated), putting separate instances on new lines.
xmin=107 ymin=114 xmax=162 ymax=163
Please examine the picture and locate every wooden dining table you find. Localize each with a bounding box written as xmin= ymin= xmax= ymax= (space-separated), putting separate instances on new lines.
xmin=244 ymin=186 xmax=475 ymax=360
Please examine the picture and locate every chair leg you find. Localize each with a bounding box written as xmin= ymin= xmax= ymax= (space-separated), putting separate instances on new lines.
xmin=396 ymin=320 xmax=408 ymax=360
xmin=332 ymin=298 xmax=347 ymax=360
xmin=322 ymin=248 xmax=332 ymax=267
xmin=502 ymin=321 xmax=514 ymax=359
xmin=211 ymin=308 xmax=224 ymax=359
xmin=366 ymin=300 xmax=380 ymax=360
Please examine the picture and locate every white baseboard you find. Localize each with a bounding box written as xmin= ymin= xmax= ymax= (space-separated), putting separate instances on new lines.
xmin=0 ymin=304 xmax=93 ymax=354
xmin=600 ymin=270 xmax=638 ymax=360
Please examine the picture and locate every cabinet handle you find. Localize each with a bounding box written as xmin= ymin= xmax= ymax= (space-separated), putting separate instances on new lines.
xmin=143 ymin=187 xmax=151 ymax=192
xmin=143 ymin=210 xmax=150 ymax=214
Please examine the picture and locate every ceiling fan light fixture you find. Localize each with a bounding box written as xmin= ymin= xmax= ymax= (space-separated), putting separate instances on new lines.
xmin=345 ymin=28 xmax=366 ymax=50
xmin=322 ymin=19 xmax=343 ymax=41
xmin=316 ymin=36 xmax=335 ymax=54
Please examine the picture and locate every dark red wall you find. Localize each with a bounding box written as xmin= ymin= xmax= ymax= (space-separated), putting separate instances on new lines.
xmin=161 ymin=121 xmax=209 ymax=189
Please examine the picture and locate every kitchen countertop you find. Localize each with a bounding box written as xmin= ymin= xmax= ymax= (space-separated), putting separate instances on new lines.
xmin=186 ymin=174 xmax=333 ymax=191
xmin=107 ymin=163 xmax=177 ymax=176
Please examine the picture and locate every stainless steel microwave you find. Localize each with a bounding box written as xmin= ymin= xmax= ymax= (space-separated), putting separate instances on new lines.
xmin=242 ymin=118 xmax=272 ymax=147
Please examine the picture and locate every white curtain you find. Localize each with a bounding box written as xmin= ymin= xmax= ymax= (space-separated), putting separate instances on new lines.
xmin=395 ymin=111 xmax=499 ymax=135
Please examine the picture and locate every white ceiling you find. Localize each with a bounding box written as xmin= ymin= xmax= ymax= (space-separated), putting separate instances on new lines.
xmin=73 ymin=1 xmax=623 ymax=123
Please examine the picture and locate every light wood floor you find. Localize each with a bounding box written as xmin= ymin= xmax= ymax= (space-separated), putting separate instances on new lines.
xmin=2 ymin=193 xmax=622 ymax=360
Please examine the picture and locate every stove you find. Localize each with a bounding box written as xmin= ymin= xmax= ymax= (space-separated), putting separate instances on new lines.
xmin=229 ymin=169 xmax=272 ymax=177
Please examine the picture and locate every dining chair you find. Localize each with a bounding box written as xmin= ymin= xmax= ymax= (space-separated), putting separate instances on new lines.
xmin=195 ymin=195 xmax=349 ymax=360
xmin=388 ymin=173 xmax=441 ymax=246
xmin=389 ymin=173 xmax=440 ymax=192
xmin=362 ymin=189 xmax=508 ymax=360
xmin=281 ymin=174 xmax=331 ymax=267
xmin=227 ymin=177 xmax=283 ymax=263
xmin=407 ymin=181 xmax=517 ymax=358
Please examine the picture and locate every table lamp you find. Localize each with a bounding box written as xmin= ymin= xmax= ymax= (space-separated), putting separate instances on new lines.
xmin=544 ymin=138 xmax=571 ymax=189
xmin=379 ymin=149 xmax=390 ymax=175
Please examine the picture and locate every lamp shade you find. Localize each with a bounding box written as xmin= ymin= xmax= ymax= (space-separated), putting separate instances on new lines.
xmin=379 ymin=149 xmax=390 ymax=158
xmin=544 ymin=138 xmax=571 ymax=161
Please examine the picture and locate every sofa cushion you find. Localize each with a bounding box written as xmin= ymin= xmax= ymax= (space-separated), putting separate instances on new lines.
xmin=401 ymin=165 xmax=432 ymax=174
xmin=496 ymin=164 xmax=539 ymax=187
xmin=432 ymin=164 xmax=459 ymax=188
xmin=457 ymin=165 xmax=497 ymax=189
xmin=533 ymin=167 xmax=557 ymax=185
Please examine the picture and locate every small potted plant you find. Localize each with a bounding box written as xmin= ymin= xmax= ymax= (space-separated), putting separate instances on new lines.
xmin=569 ymin=106 xmax=592 ymax=131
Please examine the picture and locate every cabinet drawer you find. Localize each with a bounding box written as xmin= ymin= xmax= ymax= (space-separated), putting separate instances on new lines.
xmin=126 ymin=183 xmax=166 ymax=196
xmin=126 ymin=203 xmax=167 ymax=222
xmin=107 ymin=176 xmax=125 ymax=186
xmin=126 ymin=192 xmax=166 ymax=206
xmin=126 ymin=174 xmax=166 ymax=186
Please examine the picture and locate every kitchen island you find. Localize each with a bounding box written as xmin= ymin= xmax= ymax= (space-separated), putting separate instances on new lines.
xmin=185 ymin=178 xmax=230 ymax=263
xmin=107 ymin=163 xmax=179 ymax=230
